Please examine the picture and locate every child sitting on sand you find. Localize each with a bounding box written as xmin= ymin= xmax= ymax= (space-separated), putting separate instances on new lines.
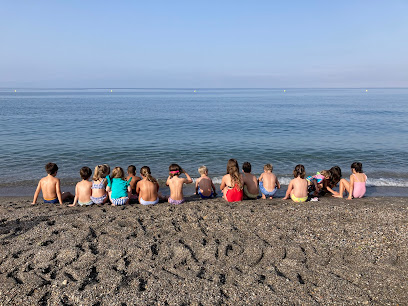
xmin=136 ymin=166 xmax=160 ymax=205
xmin=126 ymin=165 xmax=141 ymax=203
xmin=166 ymin=164 xmax=193 ymax=204
xmin=258 ymin=164 xmax=280 ymax=199
xmin=283 ymin=164 xmax=308 ymax=202
xmin=242 ymin=162 xmax=259 ymax=199
xmin=90 ymin=164 xmax=109 ymax=204
xmin=70 ymin=167 xmax=93 ymax=207
xmin=32 ymin=163 xmax=74 ymax=205
xmin=333 ymin=162 xmax=367 ymax=200
xmin=195 ymin=165 xmax=217 ymax=199
xmin=220 ymin=159 xmax=244 ymax=202
xmin=107 ymin=167 xmax=131 ymax=206
xmin=306 ymin=170 xmax=331 ymax=195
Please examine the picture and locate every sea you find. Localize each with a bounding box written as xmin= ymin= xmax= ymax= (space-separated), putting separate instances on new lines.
xmin=1 ymin=88 xmax=407 ymax=197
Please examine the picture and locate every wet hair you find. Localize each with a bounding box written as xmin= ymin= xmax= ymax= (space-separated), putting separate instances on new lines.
xmin=127 ymin=165 xmax=136 ymax=175
xmin=329 ymin=166 xmax=342 ymax=186
xmin=169 ymin=164 xmax=182 ymax=177
xmin=351 ymin=162 xmax=363 ymax=173
xmin=264 ymin=164 xmax=273 ymax=172
xmin=45 ymin=163 xmax=58 ymax=175
xmin=80 ymin=167 xmax=92 ymax=180
xmin=93 ymin=165 xmax=108 ymax=181
xmin=111 ymin=167 xmax=125 ymax=180
xmin=227 ymin=159 xmax=243 ymax=189
xmin=198 ymin=165 xmax=208 ymax=175
xmin=242 ymin=162 xmax=251 ymax=173
xmin=320 ymin=170 xmax=331 ymax=180
xmin=140 ymin=166 xmax=157 ymax=183
xmin=293 ymin=164 xmax=305 ymax=179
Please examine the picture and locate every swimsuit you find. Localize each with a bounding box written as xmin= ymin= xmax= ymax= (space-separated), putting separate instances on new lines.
xmin=111 ymin=197 xmax=129 ymax=206
xmin=92 ymin=178 xmax=106 ymax=189
xmin=140 ymin=197 xmax=159 ymax=205
xmin=290 ymin=193 xmax=308 ymax=203
xmin=198 ymin=190 xmax=214 ymax=199
xmin=306 ymin=173 xmax=325 ymax=184
xmin=352 ymin=173 xmax=367 ymax=198
xmin=225 ymin=184 xmax=243 ymax=202
xmin=259 ymin=181 xmax=277 ymax=198
xmin=243 ymin=185 xmax=258 ymax=199
xmin=168 ymin=197 xmax=185 ymax=205
xmin=44 ymin=198 xmax=59 ymax=204
xmin=107 ymin=176 xmax=130 ymax=199
xmin=90 ymin=194 xmax=107 ymax=204
xmin=78 ymin=200 xmax=93 ymax=206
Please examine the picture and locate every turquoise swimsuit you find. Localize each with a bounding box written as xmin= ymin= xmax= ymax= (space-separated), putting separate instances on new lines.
xmin=107 ymin=176 xmax=131 ymax=199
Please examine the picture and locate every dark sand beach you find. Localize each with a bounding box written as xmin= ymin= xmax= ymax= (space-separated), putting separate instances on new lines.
xmin=0 ymin=196 xmax=407 ymax=305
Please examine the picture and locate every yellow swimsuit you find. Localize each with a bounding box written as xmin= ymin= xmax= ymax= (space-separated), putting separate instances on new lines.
xmin=291 ymin=193 xmax=308 ymax=203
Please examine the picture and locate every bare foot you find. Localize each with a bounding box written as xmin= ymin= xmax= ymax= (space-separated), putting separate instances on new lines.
xmin=262 ymin=195 xmax=266 ymax=199
xmin=269 ymin=197 xmax=273 ymax=199
xmin=333 ymin=194 xmax=343 ymax=198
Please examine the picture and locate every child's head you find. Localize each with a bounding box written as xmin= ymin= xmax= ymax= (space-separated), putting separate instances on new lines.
xmin=45 ymin=163 xmax=58 ymax=175
xmin=264 ymin=164 xmax=273 ymax=172
xmin=293 ymin=164 xmax=305 ymax=178
xmin=127 ymin=165 xmax=136 ymax=175
xmin=351 ymin=162 xmax=363 ymax=173
xmin=111 ymin=167 xmax=125 ymax=180
xmin=198 ymin=165 xmax=208 ymax=176
xmin=140 ymin=166 xmax=157 ymax=183
xmin=169 ymin=164 xmax=182 ymax=177
xmin=93 ymin=165 xmax=106 ymax=181
xmin=102 ymin=164 xmax=110 ymax=176
xmin=80 ymin=167 xmax=92 ymax=180
xmin=242 ymin=162 xmax=251 ymax=173
xmin=329 ymin=166 xmax=342 ymax=185
xmin=320 ymin=170 xmax=331 ymax=180
xmin=227 ymin=159 xmax=242 ymax=188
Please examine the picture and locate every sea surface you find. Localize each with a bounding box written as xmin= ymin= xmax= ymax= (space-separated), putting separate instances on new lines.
xmin=0 ymin=88 xmax=407 ymax=196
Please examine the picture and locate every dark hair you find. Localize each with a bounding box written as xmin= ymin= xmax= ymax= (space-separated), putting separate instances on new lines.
xmin=227 ymin=159 xmax=243 ymax=189
xmin=329 ymin=166 xmax=342 ymax=186
xmin=80 ymin=167 xmax=92 ymax=180
xmin=127 ymin=165 xmax=136 ymax=175
xmin=293 ymin=164 xmax=305 ymax=178
xmin=351 ymin=162 xmax=363 ymax=173
xmin=45 ymin=163 xmax=58 ymax=175
xmin=169 ymin=164 xmax=182 ymax=177
xmin=242 ymin=162 xmax=251 ymax=173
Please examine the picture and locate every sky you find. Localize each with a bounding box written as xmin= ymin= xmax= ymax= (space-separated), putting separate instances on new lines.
xmin=1 ymin=1 xmax=407 ymax=88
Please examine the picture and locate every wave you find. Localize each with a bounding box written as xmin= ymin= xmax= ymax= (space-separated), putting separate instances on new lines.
xmin=208 ymin=176 xmax=408 ymax=187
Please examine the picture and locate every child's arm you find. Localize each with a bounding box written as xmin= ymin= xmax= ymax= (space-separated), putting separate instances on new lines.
xmin=283 ymin=181 xmax=293 ymax=200
xmin=348 ymin=175 xmax=355 ymax=200
xmin=195 ymin=178 xmax=199 ymax=194
xmin=32 ymin=181 xmax=42 ymax=204
xmin=69 ymin=184 xmax=79 ymax=207
xmin=56 ymin=179 xmax=63 ymax=205
xmin=183 ymin=171 xmax=193 ymax=184
xmin=220 ymin=176 xmax=226 ymax=191
xmin=136 ymin=182 xmax=141 ymax=195
xmin=166 ymin=176 xmax=171 ymax=186
xmin=258 ymin=173 xmax=263 ymax=183
xmin=127 ymin=185 xmax=132 ymax=193
xmin=276 ymin=177 xmax=281 ymax=189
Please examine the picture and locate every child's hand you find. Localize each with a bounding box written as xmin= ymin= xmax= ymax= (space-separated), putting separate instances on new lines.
xmin=68 ymin=203 xmax=76 ymax=207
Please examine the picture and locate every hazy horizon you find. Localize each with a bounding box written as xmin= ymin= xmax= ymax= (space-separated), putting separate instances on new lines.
xmin=1 ymin=1 xmax=407 ymax=88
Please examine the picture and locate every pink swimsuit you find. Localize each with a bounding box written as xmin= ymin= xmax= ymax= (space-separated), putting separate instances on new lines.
xmin=352 ymin=173 xmax=367 ymax=198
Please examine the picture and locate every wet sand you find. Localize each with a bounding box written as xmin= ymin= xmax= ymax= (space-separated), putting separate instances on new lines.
xmin=0 ymin=196 xmax=407 ymax=305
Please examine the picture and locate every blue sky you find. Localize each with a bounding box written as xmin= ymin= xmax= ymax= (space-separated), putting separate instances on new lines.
xmin=1 ymin=1 xmax=407 ymax=88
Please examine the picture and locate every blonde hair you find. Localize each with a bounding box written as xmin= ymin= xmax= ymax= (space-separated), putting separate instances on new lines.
xmin=198 ymin=165 xmax=208 ymax=175
xmin=93 ymin=165 xmax=105 ymax=181
xmin=140 ymin=166 xmax=157 ymax=183
xmin=111 ymin=167 xmax=125 ymax=180
xmin=264 ymin=164 xmax=273 ymax=172
xmin=227 ymin=159 xmax=243 ymax=189
xmin=320 ymin=170 xmax=331 ymax=180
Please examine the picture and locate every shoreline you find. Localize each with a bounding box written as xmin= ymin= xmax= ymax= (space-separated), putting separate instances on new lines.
xmin=1 ymin=196 xmax=407 ymax=304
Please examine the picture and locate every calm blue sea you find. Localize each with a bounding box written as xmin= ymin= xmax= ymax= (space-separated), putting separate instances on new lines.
xmin=1 ymin=88 xmax=407 ymax=196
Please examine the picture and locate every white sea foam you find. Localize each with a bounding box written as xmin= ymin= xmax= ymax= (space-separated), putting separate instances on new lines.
xmin=208 ymin=176 xmax=408 ymax=187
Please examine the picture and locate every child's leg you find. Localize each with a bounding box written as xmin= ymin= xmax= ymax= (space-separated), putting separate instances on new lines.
xmin=333 ymin=179 xmax=350 ymax=198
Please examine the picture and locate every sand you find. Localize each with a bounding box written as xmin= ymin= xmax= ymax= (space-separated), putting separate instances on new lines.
xmin=0 ymin=196 xmax=407 ymax=305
